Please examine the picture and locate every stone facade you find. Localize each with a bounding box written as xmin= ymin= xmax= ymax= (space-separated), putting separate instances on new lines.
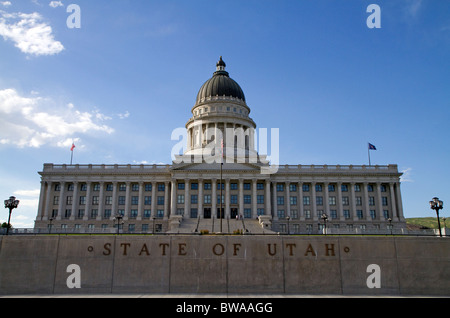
xmin=33 ymin=58 xmax=406 ymax=234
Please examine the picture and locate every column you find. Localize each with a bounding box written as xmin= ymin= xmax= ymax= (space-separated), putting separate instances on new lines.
xmin=272 ymin=182 xmax=278 ymax=220
xmin=97 ymin=182 xmax=104 ymax=221
xmin=351 ymin=183 xmax=358 ymax=221
xmin=198 ymin=179 xmax=204 ymax=219
xmin=265 ymin=179 xmax=271 ymax=217
xmin=57 ymin=182 xmax=65 ymax=221
xmin=212 ymin=179 xmax=217 ymax=219
xmin=311 ymin=181 xmax=317 ymax=221
xmin=285 ymin=181 xmax=291 ymax=218
xmin=184 ymin=179 xmax=190 ymax=219
xmin=396 ymin=182 xmax=405 ymax=221
xmin=389 ymin=182 xmax=398 ymax=221
xmin=299 ymin=181 xmax=304 ymax=221
xmin=170 ymin=179 xmax=177 ymax=217
xmin=70 ymin=182 xmax=78 ymax=221
xmin=151 ymin=182 xmax=156 ymax=219
xmin=363 ymin=183 xmax=371 ymax=221
xmin=124 ymin=182 xmax=131 ymax=220
xmin=252 ymin=179 xmax=257 ymax=219
xmin=338 ymin=182 xmax=344 ymax=221
xmin=164 ymin=181 xmax=169 ymax=219
xmin=137 ymin=181 xmax=144 ymax=220
xmin=238 ymin=179 xmax=244 ymax=218
xmin=324 ymin=182 xmax=330 ymax=217
xmin=376 ymin=182 xmax=383 ymax=221
xmin=83 ymin=182 xmax=92 ymax=221
xmin=44 ymin=181 xmax=53 ymax=221
xmin=111 ymin=181 xmax=118 ymax=219
xmin=225 ymin=178 xmax=230 ymax=218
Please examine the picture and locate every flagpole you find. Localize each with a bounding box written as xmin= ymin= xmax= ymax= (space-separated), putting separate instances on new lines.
xmin=368 ymin=143 xmax=371 ymax=166
xmin=70 ymin=149 xmax=74 ymax=166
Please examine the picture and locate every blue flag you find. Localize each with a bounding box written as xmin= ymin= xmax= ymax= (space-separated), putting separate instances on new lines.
xmin=368 ymin=143 xmax=377 ymax=150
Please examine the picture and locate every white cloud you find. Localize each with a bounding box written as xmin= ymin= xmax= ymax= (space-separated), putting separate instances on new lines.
xmin=0 ymin=10 xmax=64 ymax=56
xmin=49 ymin=1 xmax=64 ymax=8
xmin=0 ymin=88 xmax=115 ymax=148
xmin=401 ymin=167 xmax=414 ymax=183
xmin=118 ymin=111 xmax=130 ymax=119
xmin=0 ymin=1 xmax=11 ymax=7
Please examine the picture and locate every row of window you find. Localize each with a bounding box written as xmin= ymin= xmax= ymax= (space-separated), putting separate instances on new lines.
xmin=51 ymin=207 xmax=391 ymax=221
xmin=55 ymin=193 xmax=391 ymax=208
xmin=54 ymin=182 xmax=392 ymax=193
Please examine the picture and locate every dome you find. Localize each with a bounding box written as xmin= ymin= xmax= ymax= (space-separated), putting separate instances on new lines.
xmin=196 ymin=57 xmax=246 ymax=104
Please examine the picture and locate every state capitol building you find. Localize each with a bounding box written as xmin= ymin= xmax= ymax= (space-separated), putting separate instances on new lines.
xmin=34 ymin=57 xmax=406 ymax=234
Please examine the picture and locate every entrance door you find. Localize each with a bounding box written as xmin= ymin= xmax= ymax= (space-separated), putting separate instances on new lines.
xmin=204 ymin=208 xmax=211 ymax=219
xmin=217 ymin=208 xmax=224 ymax=219
xmin=231 ymin=208 xmax=238 ymax=219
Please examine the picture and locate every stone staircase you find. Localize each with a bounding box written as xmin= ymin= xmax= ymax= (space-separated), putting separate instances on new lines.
xmin=167 ymin=217 xmax=275 ymax=234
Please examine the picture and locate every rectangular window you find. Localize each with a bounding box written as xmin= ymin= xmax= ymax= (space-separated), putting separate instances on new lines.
xmin=302 ymin=184 xmax=310 ymax=192
xmin=303 ymin=196 xmax=310 ymax=205
xmin=79 ymin=196 xmax=86 ymax=205
xmin=157 ymin=196 xmax=165 ymax=205
xmin=356 ymin=197 xmax=362 ymax=206
xmin=316 ymin=196 xmax=323 ymax=205
xmin=105 ymin=196 xmax=112 ymax=205
xmin=144 ymin=196 xmax=151 ymax=205
xmin=329 ymin=196 xmax=336 ymax=206
xmin=143 ymin=210 xmax=151 ymax=218
xmin=305 ymin=210 xmax=311 ymax=219
xmin=369 ymin=196 xmax=375 ymax=206
xmin=370 ymin=210 xmax=376 ymax=219
xmin=130 ymin=209 xmax=138 ymax=218
xmin=204 ymin=183 xmax=211 ymax=190
xmin=357 ymin=210 xmax=363 ymax=219
xmin=382 ymin=197 xmax=388 ymax=206
xmin=177 ymin=195 xmax=185 ymax=204
xmin=191 ymin=195 xmax=198 ymax=204
xmin=343 ymin=210 xmax=350 ymax=219
xmin=277 ymin=196 xmax=284 ymax=205
xmin=106 ymin=184 xmax=113 ymax=191
xmin=244 ymin=195 xmax=251 ymax=204
xmin=257 ymin=208 xmax=264 ymax=216
xmin=276 ymin=184 xmax=284 ymax=192
xmin=178 ymin=183 xmax=185 ymax=190
xmin=230 ymin=195 xmax=238 ymax=204
xmin=131 ymin=184 xmax=139 ymax=192
xmin=92 ymin=196 xmax=99 ymax=205
xmin=145 ymin=184 xmax=152 ymax=191
xmin=328 ymin=184 xmax=335 ymax=192
xmin=204 ymin=195 xmax=211 ymax=204
xmin=131 ymin=196 xmax=139 ymax=205
xmin=191 ymin=183 xmax=198 ymax=190
xmin=257 ymin=195 xmax=264 ymax=204
xmin=104 ymin=209 xmax=111 ymax=218
xmin=289 ymin=184 xmax=297 ymax=192
xmin=342 ymin=196 xmax=349 ymax=206
xmin=290 ymin=196 xmax=297 ymax=205
xmin=118 ymin=196 xmax=125 ymax=205
xmin=230 ymin=183 xmax=238 ymax=190
xmin=158 ymin=184 xmax=165 ymax=191
xmin=341 ymin=184 xmax=348 ymax=192
xmin=257 ymin=183 xmax=264 ymax=190
xmin=244 ymin=183 xmax=251 ymax=190
xmin=315 ymin=184 xmax=322 ymax=192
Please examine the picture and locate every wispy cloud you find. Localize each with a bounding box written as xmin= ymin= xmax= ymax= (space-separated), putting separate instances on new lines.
xmin=405 ymin=0 xmax=423 ymax=19
xmin=49 ymin=1 xmax=64 ymax=8
xmin=0 ymin=88 xmax=115 ymax=148
xmin=401 ymin=167 xmax=414 ymax=183
xmin=0 ymin=10 xmax=64 ymax=56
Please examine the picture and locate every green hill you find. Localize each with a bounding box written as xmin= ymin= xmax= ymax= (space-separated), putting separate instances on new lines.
xmin=406 ymin=217 xmax=447 ymax=229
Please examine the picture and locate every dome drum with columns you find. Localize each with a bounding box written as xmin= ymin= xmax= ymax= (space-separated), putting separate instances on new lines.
xmin=183 ymin=57 xmax=260 ymax=163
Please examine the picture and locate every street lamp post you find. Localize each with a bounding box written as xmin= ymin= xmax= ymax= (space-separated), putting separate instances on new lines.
xmin=388 ymin=217 xmax=393 ymax=235
xmin=321 ymin=213 xmax=328 ymax=235
xmin=4 ymin=196 xmax=19 ymax=236
xmin=429 ymin=197 xmax=444 ymax=237
xmin=286 ymin=216 xmax=290 ymax=235
xmin=114 ymin=214 xmax=124 ymax=235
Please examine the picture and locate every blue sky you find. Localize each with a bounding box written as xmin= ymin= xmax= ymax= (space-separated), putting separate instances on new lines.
xmin=0 ymin=0 xmax=449 ymax=227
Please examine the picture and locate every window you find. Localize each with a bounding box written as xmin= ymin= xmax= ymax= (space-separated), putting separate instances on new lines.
xmin=291 ymin=209 xmax=298 ymax=219
xmin=368 ymin=184 xmax=374 ymax=192
xmin=217 ymin=195 xmax=224 ymax=204
xmin=68 ymin=184 xmax=74 ymax=191
xmin=356 ymin=197 xmax=362 ymax=206
xmin=217 ymin=183 xmax=225 ymax=190
xmin=380 ymin=185 xmax=387 ymax=192
xmin=303 ymin=196 xmax=310 ymax=205
xmin=157 ymin=196 xmax=165 ymax=205
xmin=329 ymin=196 xmax=336 ymax=206
xmin=328 ymin=184 xmax=335 ymax=192
xmin=104 ymin=209 xmax=111 ymax=218
xmin=177 ymin=195 xmax=185 ymax=204
xmin=191 ymin=195 xmax=198 ymax=204
xmin=382 ymin=197 xmax=388 ymax=206
xmin=257 ymin=195 xmax=264 ymax=204
xmin=342 ymin=197 xmax=349 ymax=206
xmin=178 ymin=183 xmax=185 ymax=190
xmin=331 ymin=210 xmax=337 ymax=219
xmin=230 ymin=183 xmax=238 ymax=190
xmin=257 ymin=208 xmax=264 ymax=216
xmin=316 ymin=184 xmax=322 ymax=192
xmin=204 ymin=183 xmax=211 ymax=190
xmin=290 ymin=196 xmax=297 ymax=205
xmin=118 ymin=196 xmax=125 ymax=205
xmin=93 ymin=183 xmax=100 ymax=191
xmin=131 ymin=196 xmax=139 ymax=205
xmin=355 ymin=184 xmax=361 ymax=192
xmin=277 ymin=196 xmax=284 ymax=205
xmin=67 ymin=196 xmax=73 ymax=205
xmin=341 ymin=184 xmax=348 ymax=192
xmin=158 ymin=184 xmax=165 ymax=191
xmin=143 ymin=210 xmax=151 ymax=218
xmin=53 ymin=196 xmax=59 ymax=205
xmin=257 ymin=183 xmax=264 ymax=190
xmin=191 ymin=183 xmax=198 ymax=190
xmin=244 ymin=183 xmax=251 ymax=190
xmin=244 ymin=208 xmax=251 ymax=218
xmin=106 ymin=184 xmax=113 ymax=191
xmin=302 ymin=184 xmax=310 ymax=192
xmin=276 ymin=184 xmax=284 ymax=192
xmin=305 ymin=210 xmax=311 ymax=219
xmin=343 ymin=210 xmax=350 ymax=219
xmin=119 ymin=183 xmax=126 ymax=191
xmin=244 ymin=195 xmax=251 ymax=204
xmin=130 ymin=209 xmax=138 ymax=218
xmin=80 ymin=184 xmax=87 ymax=191
xmin=357 ymin=210 xmax=364 ymax=219
xmin=316 ymin=196 xmax=323 ymax=205
xmin=204 ymin=195 xmax=211 ymax=204
xmin=55 ymin=184 xmax=61 ymax=191
xmin=289 ymin=184 xmax=297 ymax=192
xmin=144 ymin=196 xmax=151 ymax=205
xmin=92 ymin=196 xmax=99 ymax=205
xmin=370 ymin=210 xmax=376 ymax=219
xmin=131 ymin=184 xmax=139 ymax=191
xmin=145 ymin=184 xmax=152 ymax=191
xmin=230 ymin=195 xmax=238 ymax=204
xmin=105 ymin=196 xmax=112 ymax=205
xmin=369 ymin=196 xmax=375 ymax=206
xmin=383 ymin=210 xmax=390 ymax=219
xmin=157 ymin=210 xmax=164 ymax=218
xmin=79 ymin=196 xmax=86 ymax=205
xmin=277 ymin=210 xmax=285 ymax=218
xmin=190 ymin=208 xmax=198 ymax=218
